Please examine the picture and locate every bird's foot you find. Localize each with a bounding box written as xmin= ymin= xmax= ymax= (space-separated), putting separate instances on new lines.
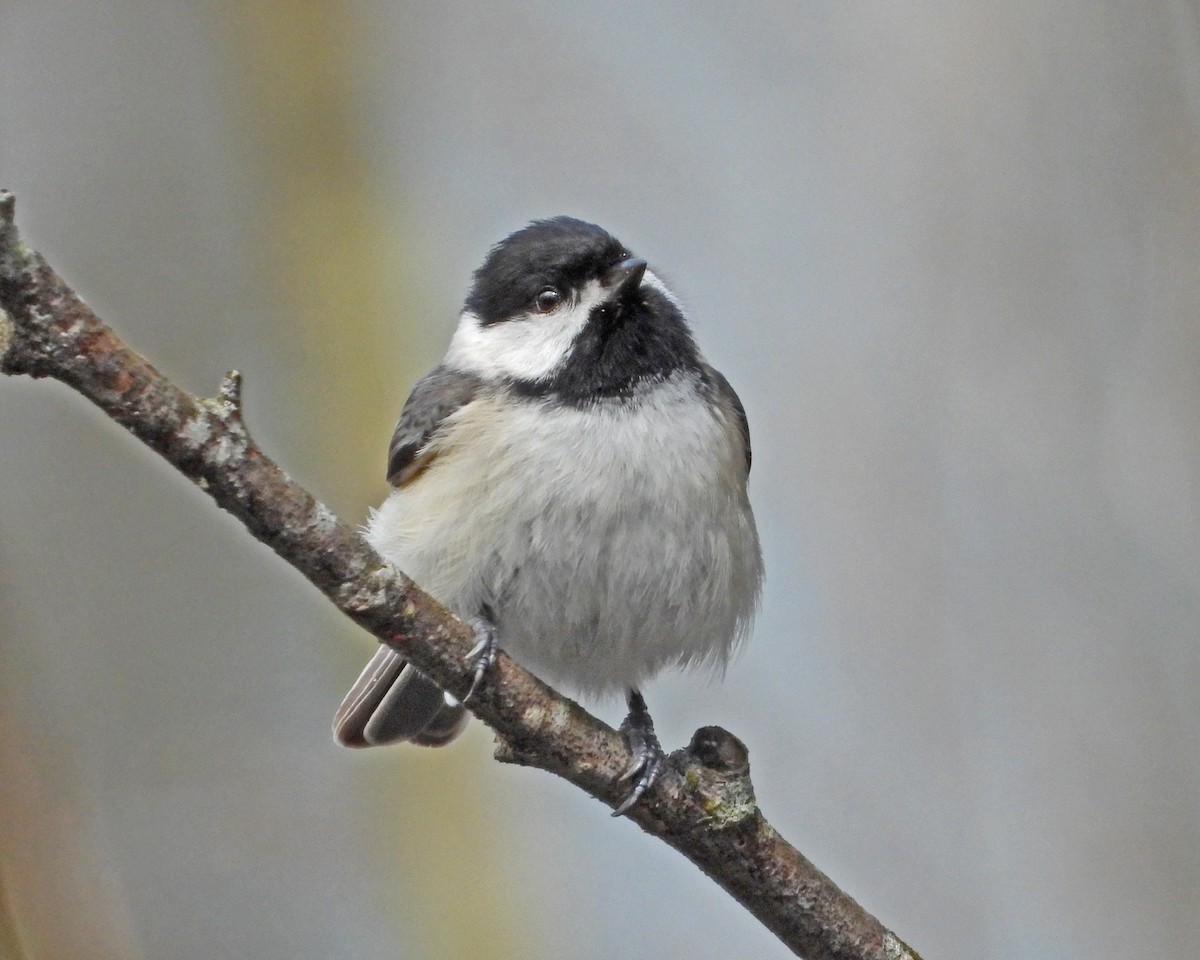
xmin=462 ymin=615 xmax=498 ymax=703
xmin=612 ymin=690 xmax=664 ymax=817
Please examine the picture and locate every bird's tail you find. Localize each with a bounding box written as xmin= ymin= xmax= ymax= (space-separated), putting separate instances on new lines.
xmin=333 ymin=645 xmax=468 ymax=747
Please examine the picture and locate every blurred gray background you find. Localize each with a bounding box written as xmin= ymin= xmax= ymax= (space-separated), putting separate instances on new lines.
xmin=3 ymin=2 xmax=1199 ymax=958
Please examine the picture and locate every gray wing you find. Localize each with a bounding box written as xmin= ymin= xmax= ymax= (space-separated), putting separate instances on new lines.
xmin=331 ymin=365 xmax=481 ymax=749
xmin=708 ymin=367 xmax=752 ymax=475
xmin=386 ymin=365 xmax=483 ymax=486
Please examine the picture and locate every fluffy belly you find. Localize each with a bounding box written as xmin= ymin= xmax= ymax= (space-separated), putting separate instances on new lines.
xmin=366 ymin=386 xmax=761 ymax=696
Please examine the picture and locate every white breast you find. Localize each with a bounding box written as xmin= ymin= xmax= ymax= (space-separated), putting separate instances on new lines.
xmin=366 ymin=374 xmax=762 ymax=697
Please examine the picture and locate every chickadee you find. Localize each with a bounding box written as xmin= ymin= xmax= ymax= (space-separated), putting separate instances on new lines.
xmin=334 ymin=217 xmax=762 ymax=814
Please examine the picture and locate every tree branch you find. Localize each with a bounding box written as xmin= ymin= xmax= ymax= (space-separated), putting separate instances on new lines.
xmin=0 ymin=191 xmax=922 ymax=960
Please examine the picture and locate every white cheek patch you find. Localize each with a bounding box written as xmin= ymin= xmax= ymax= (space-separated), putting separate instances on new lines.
xmin=444 ymin=281 xmax=606 ymax=381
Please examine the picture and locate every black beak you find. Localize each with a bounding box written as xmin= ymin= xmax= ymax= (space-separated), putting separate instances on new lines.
xmin=605 ymin=257 xmax=648 ymax=302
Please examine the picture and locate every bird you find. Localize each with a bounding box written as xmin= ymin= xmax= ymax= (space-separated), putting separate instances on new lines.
xmin=333 ymin=216 xmax=762 ymax=815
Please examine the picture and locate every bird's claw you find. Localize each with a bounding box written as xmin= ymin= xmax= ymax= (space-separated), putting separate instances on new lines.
xmin=462 ymin=616 xmax=498 ymax=703
xmin=612 ymin=743 xmax=664 ymax=817
xmin=612 ymin=690 xmax=664 ymax=817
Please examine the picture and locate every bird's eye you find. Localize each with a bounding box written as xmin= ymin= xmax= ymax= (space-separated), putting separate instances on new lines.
xmin=534 ymin=287 xmax=562 ymax=313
